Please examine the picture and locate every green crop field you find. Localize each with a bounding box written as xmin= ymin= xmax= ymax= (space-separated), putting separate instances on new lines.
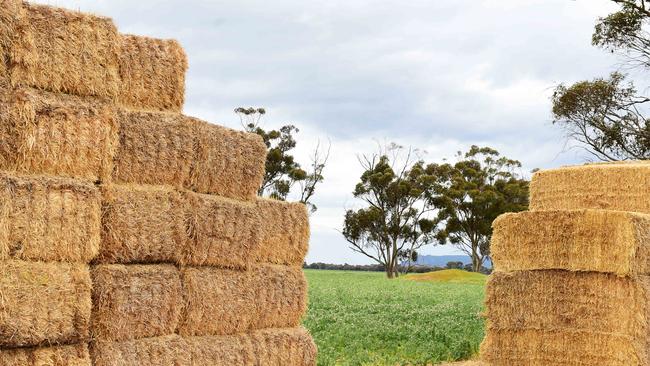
xmin=303 ymin=269 xmax=486 ymax=366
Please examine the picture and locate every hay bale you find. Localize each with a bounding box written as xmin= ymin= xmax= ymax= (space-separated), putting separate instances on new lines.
xmin=0 ymin=88 xmax=118 ymax=182
xmin=118 ymin=34 xmax=187 ymax=112
xmin=191 ymin=120 xmax=267 ymax=200
xmin=97 ymin=185 xmax=184 ymax=264
xmin=480 ymin=329 xmax=639 ymax=366
xmin=99 ymin=184 xmax=308 ymax=267
xmin=250 ymin=198 xmax=310 ymax=266
xmin=0 ymin=260 xmax=91 ymax=347
xmin=491 ymin=210 xmax=650 ymax=275
xmin=0 ymin=344 xmax=91 ymax=366
xmin=179 ymin=265 xmax=307 ymax=336
xmin=184 ymin=193 xmax=309 ymax=268
xmin=530 ymin=162 xmax=650 ymax=213
xmin=91 ymin=328 xmax=316 ymax=366
xmin=112 ymin=110 xmax=266 ymax=200
xmin=246 ymin=327 xmax=318 ymax=366
xmin=188 ymin=327 xmax=317 ymax=366
xmin=9 ymin=3 xmax=120 ymax=99
xmin=484 ymin=271 xmax=650 ymax=364
xmin=0 ymin=172 xmax=100 ymax=263
xmin=91 ymin=335 xmax=190 ymax=366
xmin=91 ymin=264 xmax=182 ymax=342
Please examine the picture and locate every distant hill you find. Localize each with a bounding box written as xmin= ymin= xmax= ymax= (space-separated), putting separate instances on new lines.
xmin=415 ymin=255 xmax=492 ymax=269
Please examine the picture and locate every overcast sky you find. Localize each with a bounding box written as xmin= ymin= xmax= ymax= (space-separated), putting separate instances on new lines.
xmin=39 ymin=0 xmax=621 ymax=264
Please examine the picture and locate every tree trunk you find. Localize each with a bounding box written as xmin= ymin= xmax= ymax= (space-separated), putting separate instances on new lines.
xmin=471 ymin=243 xmax=482 ymax=272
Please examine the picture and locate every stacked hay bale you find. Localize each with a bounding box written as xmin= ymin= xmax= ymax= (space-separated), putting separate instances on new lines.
xmin=0 ymin=1 xmax=316 ymax=365
xmin=480 ymin=162 xmax=650 ymax=366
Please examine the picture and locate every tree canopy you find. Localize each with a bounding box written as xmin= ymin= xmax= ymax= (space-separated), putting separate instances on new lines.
xmin=552 ymin=0 xmax=650 ymax=160
xmin=429 ymin=146 xmax=529 ymax=272
xmin=236 ymin=107 xmax=329 ymax=213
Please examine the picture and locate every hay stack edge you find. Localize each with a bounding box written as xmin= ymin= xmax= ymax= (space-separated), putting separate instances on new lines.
xmin=456 ymin=161 xmax=650 ymax=366
xmin=0 ymin=1 xmax=316 ymax=365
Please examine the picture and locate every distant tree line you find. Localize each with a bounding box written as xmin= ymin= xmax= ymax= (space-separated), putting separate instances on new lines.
xmin=303 ymin=261 xmax=492 ymax=275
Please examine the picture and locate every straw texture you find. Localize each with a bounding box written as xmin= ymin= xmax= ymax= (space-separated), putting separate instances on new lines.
xmin=10 ymin=4 xmax=120 ymax=98
xmin=0 ymin=0 xmax=23 ymax=86
xmin=0 ymin=171 xmax=100 ymax=263
xmin=179 ymin=265 xmax=307 ymax=336
xmin=98 ymin=185 xmax=309 ymax=268
xmin=0 ymin=344 xmax=91 ymax=366
xmin=90 ymin=264 xmax=182 ymax=342
xmin=91 ymin=327 xmax=317 ymax=366
xmin=118 ymin=34 xmax=187 ymax=112
xmin=491 ymin=209 xmax=650 ymax=275
xmin=91 ymin=335 xmax=189 ymax=366
xmin=184 ymin=193 xmax=310 ymax=268
xmin=530 ymin=162 xmax=650 ymax=213
xmin=0 ymin=260 xmax=91 ymax=347
xmin=112 ymin=110 xmax=266 ymax=200
xmin=0 ymin=88 xmax=118 ymax=182
xmin=97 ymin=185 xmax=184 ymax=264
xmin=483 ymin=270 xmax=650 ymax=365
xmin=481 ymin=329 xmax=640 ymax=366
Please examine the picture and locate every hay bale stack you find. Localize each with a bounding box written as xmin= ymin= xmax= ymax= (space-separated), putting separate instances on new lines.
xmin=90 ymin=265 xmax=182 ymax=342
xmin=0 ymin=344 xmax=91 ymax=366
xmin=0 ymin=172 xmax=100 ymax=262
xmin=0 ymin=260 xmax=91 ymax=348
xmin=530 ymin=162 xmax=650 ymax=213
xmin=118 ymin=35 xmax=187 ymax=112
xmin=0 ymin=88 xmax=118 ymax=182
xmin=480 ymin=161 xmax=650 ymax=365
xmin=112 ymin=110 xmax=266 ymax=200
xmin=0 ymin=1 xmax=315 ymax=363
xmin=179 ymin=265 xmax=307 ymax=336
xmin=91 ymin=327 xmax=316 ymax=366
xmin=8 ymin=4 xmax=120 ymax=99
xmin=491 ymin=209 xmax=650 ymax=275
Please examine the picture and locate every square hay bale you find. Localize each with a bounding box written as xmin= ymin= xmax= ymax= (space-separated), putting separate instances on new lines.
xmin=118 ymin=34 xmax=187 ymax=112
xmin=247 ymin=327 xmax=318 ymax=366
xmin=91 ymin=335 xmax=190 ymax=366
xmin=480 ymin=329 xmax=640 ymax=366
xmin=251 ymin=198 xmax=310 ymax=266
xmin=0 ymin=172 xmax=100 ymax=263
xmin=0 ymin=260 xmax=91 ymax=347
xmin=0 ymin=344 xmax=91 ymax=366
xmin=112 ymin=110 xmax=266 ymax=200
xmin=111 ymin=111 xmax=195 ymax=188
xmin=183 ymin=193 xmax=309 ymax=268
xmin=191 ymin=120 xmax=267 ymax=200
xmin=0 ymin=88 xmax=118 ymax=182
xmin=484 ymin=271 xmax=650 ymax=364
xmin=97 ymin=185 xmax=185 ymax=264
xmin=530 ymin=162 xmax=650 ymax=213
xmin=91 ymin=328 xmax=316 ymax=366
xmin=9 ymin=3 xmax=120 ymax=99
xmin=178 ymin=265 xmax=307 ymax=336
xmin=91 ymin=264 xmax=182 ymax=342
xmin=187 ymin=327 xmax=317 ymax=366
xmin=491 ymin=210 xmax=650 ymax=275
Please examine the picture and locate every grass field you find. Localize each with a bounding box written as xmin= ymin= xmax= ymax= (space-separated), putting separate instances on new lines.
xmin=303 ymin=269 xmax=486 ymax=366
